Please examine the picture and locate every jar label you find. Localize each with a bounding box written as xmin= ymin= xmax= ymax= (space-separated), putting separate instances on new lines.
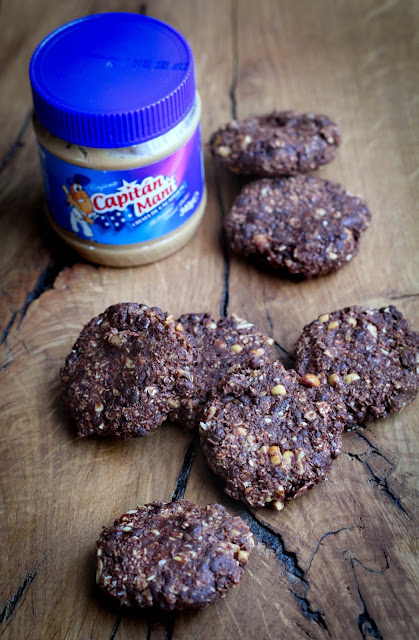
xmin=38 ymin=126 xmax=204 ymax=245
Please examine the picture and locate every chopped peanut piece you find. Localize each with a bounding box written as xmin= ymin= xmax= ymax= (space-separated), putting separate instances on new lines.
xmin=328 ymin=373 xmax=340 ymax=387
xmin=217 ymin=145 xmax=231 ymax=157
xmin=345 ymin=372 xmax=360 ymax=384
xmin=282 ymin=451 xmax=293 ymax=467
xmin=300 ymin=373 xmax=320 ymax=387
xmin=207 ymin=406 xmax=216 ymax=419
xmin=271 ymin=384 xmax=286 ymax=396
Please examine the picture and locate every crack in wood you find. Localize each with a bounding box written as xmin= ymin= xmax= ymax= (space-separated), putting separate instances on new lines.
xmin=274 ymin=339 xmax=295 ymax=363
xmin=242 ymin=509 xmax=304 ymax=580
xmin=214 ymin=166 xmax=230 ymax=319
xmin=0 ymin=569 xmax=38 ymax=625
xmin=1 ymin=310 xmax=18 ymax=345
xmin=295 ymin=620 xmax=318 ymax=638
xmin=164 ymin=613 xmax=175 ymax=640
xmin=145 ymin=613 xmax=175 ymax=640
xmin=0 ymin=109 xmax=31 ymax=172
xmin=108 ymin=615 xmax=121 ymax=640
xmin=306 ymin=526 xmax=359 ymax=572
xmin=389 ymin=292 xmax=419 ymax=301
xmin=290 ymin=593 xmax=328 ymax=630
xmin=0 ymin=552 xmax=49 ymax=625
xmin=261 ymin=282 xmax=295 ymax=364
xmin=17 ymin=259 xmax=66 ymax=329
xmin=231 ymin=506 xmax=328 ymax=630
xmin=138 ymin=3 xmax=147 ymax=14
xmin=346 ymin=450 xmax=408 ymax=516
xmin=355 ymin=431 xmax=392 ymax=465
xmin=215 ymin=0 xmax=240 ymax=319
xmin=360 ymin=468 xmax=407 ymax=514
xmin=171 ymin=433 xmax=199 ymax=502
xmin=345 ymin=432 xmax=409 ymax=517
xmin=229 ymin=0 xmax=238 ymax=120
xmin=349 ymin=557 xmax=383 ymax=639
xmin=1 ymin=255 xmax=72 ymax=345
xmin=262 ymin=283 xmax=275 ymax=336
xmin=351 ymin=551 xmax=389 ymax=576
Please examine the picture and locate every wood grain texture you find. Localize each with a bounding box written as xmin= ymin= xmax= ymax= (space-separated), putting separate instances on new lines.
xmin=0 ymin=1 xmax=418 ymax=639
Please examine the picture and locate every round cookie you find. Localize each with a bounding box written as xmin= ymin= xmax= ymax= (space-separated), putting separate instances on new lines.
xmin=60 ymin=303 xmax=194 ymax=439
xmin=199 ymin=362 xmax=347 ymax=509
xmin=96 ymin=500 xmax=254 ymax=611
xmin=209 ymin=110 xmax=340 ymax=176
xmin=295 ymin=305 xmax=419 ymax=429
xmin=171 ymin=312 xmax=274 ymax=428
xmin=225 ymin=176 xmax=371 ymax=278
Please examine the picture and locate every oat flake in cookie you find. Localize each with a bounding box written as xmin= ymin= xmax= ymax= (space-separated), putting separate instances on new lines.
xmin=209 ymin=110 xmax=340 ymax=176
xmin=170 ymin=312 xmax=274 ymax=429
xmin=200 ymin=362 xmax=347 ymax=510
xmin=225 ymin=176 xmax=371 ymax=278
xmin=96 ymin=500 xmax=253 ymax=611
xmin=295 ymin=305 xmax=419 ymax=429
xmin=60 ymin=303 xmax=194 ymax=438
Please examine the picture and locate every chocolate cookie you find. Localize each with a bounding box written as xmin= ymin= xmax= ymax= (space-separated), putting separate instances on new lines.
xmin=96 ymin=500 xmax=253 ymax=611
xmin=209 ymin=110 xmax=340 ymax=176
xmin=60 ymin=303 xmax=194 ymax=439
xmin=170 ymin=312 xmax=274 ymax=428
xmin=199 ymin=362 xmax=347 ymax=509
xmin=295 ymin=305 xmax=419 ymax=429
xmin=225 ymin=176 xmax=371 ymax=278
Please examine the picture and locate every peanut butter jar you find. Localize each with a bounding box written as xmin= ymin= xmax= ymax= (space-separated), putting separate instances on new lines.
xmin=29 ymin=13 xmax=206 ymax=267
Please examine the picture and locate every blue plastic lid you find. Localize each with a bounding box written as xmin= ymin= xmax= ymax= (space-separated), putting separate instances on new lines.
xmin=29 ymin=13 xmax=196 ymax=148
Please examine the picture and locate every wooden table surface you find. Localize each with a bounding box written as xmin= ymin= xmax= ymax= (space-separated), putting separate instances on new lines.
xmin=1 ymin=1 xmax=418 ymax=638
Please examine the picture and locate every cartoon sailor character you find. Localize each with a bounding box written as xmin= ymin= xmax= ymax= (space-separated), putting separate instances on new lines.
xmin=63 ymin=174 xmax=96 ymax=238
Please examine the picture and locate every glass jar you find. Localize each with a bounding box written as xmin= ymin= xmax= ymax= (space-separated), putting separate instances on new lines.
xmin=30 ymin=13 xmax=206 ymax=266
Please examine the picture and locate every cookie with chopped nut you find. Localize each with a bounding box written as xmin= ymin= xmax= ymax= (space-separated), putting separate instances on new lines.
xmin=225 ymin=176 xmax=371 ymax=278
xmin=60 ymin=303 xmax=194 ymax=439
xmin=295 ymin=305 xmax=419 ymax=429
xmin=209 ymin=110 xmax=340 ymax=176
xmin=170 ymin=312 xmax=274 ymax=429
xmin=199 ymin=362 xmax=347 ymax=509
xmin=96 ymin=500 xmax=253 ymax=611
